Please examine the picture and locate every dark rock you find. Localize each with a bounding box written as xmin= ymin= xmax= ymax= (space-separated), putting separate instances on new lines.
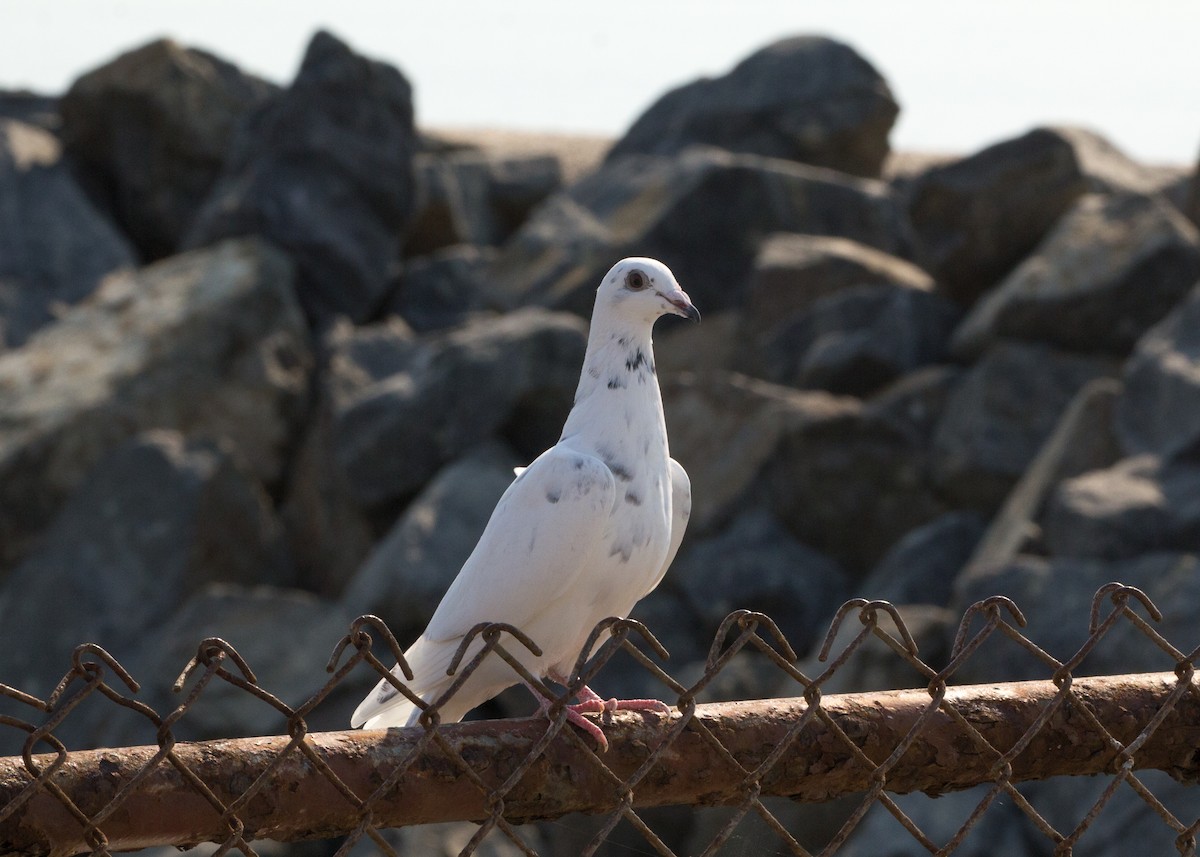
xmin=490 ymin=146 xmax=910 ymax=318
xmin=405 ymin=151 xmax=562 ymax=257
xmin=953 ymin=552 xmax=1200 ymax=683
xmin=607 ymin=36 xmax=899 ymax=178
xmin=930 ymin=342 xmax=1116 ymax=510
xmin=741 ymin=233 xmax=933 ymax=354
xmin=94 ymin=584 xmax=356 ymax=747
xmin=60 ymin=39 xmax=277 ymax=259
xmin=952 ymin=192 xmax=1200 ymax=356
xmin=864 ymin=364 xmax=965 ymax=446
xmin=0 ymin=433 xmax=292 ymax=706
xmin=661 ymin=371 xmax=858 ymax=535
xmin=905 ymin=127 xmax=1092 ymax=305
xmin=860 ymin=512 xmax=987 ymax=607
xmin=654 ymin=310 xmax=741 ymax=377
xmin=1115 ymin=283 xmax=1200 ymax=460
xmin=0 ymin=238 xmax=312 ymax=569
xmin=1186 ymin=147 xmax=1200 ymax=227
xmin=388 ymin=245 xmax=501 ymax=332
xmin=339 ymin=443 xmax=520 ymax=640
xmin=664 ymin=509 xmax=850 ymax=655
xmin=0 ymin=90 xmax=58 ymax=132
xmin=766 ymin=396 xmax=947 ymax=574
xmin=0 ymin=119 xmax=135 ymax=348
xmin=1043 ymin=455 xmax=1200 ymax=559
xmin=333 ymin=308 xmax=586 ymax=506
xmin=757 ymin=283 xmax=961 ymax=396
xmin=186 ymin=30 xmax=418 ymax=325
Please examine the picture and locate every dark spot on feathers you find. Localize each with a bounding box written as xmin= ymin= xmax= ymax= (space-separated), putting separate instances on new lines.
xmin=588 ymin=366 xmax=601 ymax=379
xmin=626 ymin=349 xmax=647 ymax=372
xmin=625 ymin=491 xmax=642 ymax=506
xmin=608 ymin=376 xmax=626 ymax=390
xmin=609 ymin=543 xmax=632 ymax=563
xmin=574 ymin=459 xmax=585 ymax=470
xmin=618 ymin=336 xmax=628 ymax=347
xmin=546 ymin=490 xmax=560 ymax=504
xmin=609 ymin=462 xmax=633 ymax=482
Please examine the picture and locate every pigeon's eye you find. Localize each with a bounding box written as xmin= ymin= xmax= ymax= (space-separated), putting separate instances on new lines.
xmin=625 ymin=270 xmax=648 ymax=290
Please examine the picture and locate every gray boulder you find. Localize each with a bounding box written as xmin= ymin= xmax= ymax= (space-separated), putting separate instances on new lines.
xmin=1043 ymin=455 xmax=1200 ymax=559
xmin=766 ymin=395 xmax=947 ymax=574
xmin=405 ymin=151 xmax=562 ymax=256
xmin=333 ymin=308 xmax=586 ymax=506
xmin=0 ymin=90 xmax=58 ymax=132
xmin=490 ymin=146 xmax=910 ymax=317
xmin=60 ymin=38 xmax=277 ymax=258
xmin=339 ymin=443 xmax=520 ymax=640
xmin=0 ymin=119 xmax=135 ymax=348
xmin=186 ymin=31 xmax=418 ymax=325
xmin=664 ymin=508 xmax=850 ymax=655
xmin=905 ymin=127 xmax=1092 ymax=305
xmin=930 ymin=342 xmax=1116 ymax=510
xmin=952 ymin=192 xmax=1200 ymax=356
xmin=661 ymin=370 xmax=859 ymax=535
xmin=607 ymin=36 xmax=899 ymax=178
xmin=0 ymin=432 xmax=292 ymax=706
xmin=756 ymin=283 xmax=961 ymax=396
xmin=860 ymin=511 xmax=987 ymax=608
xmin=953 ymin=552 xmax=1200 ymax=684
xmin=0 ymin=238 xmax=312 ymax=568
xmin=741 ymin=233 xmax=934 ymax=356
xmin=1115 ymin=282 xmax=1200 ymax=460
xmin=387 ymin=245 xmax=501 ymax=332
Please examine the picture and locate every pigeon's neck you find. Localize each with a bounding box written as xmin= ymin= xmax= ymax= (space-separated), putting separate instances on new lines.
xmin=560 ymin=318 xmax=667 ymax=457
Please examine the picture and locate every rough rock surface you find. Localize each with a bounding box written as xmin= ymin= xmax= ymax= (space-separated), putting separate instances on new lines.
xmin=387 ymin=245 xmax=501 ymax=332
xmin=186 ymin=31 xmax=418 ymax=325
xmin=607 ymin=36 xmax=899 ymax=178
xmin=0 ymin=119 xmax=135 ymax=348
xmin=332 ymin=308 xmax=586 ymax=506
xmin=491 ymin=146 xmax=910 ymax=317
xmin=952 ymin=192 xmax=1200 ymax=356
xmin=60 ymin=38 xmax=277 ymax=258
xmin=1115 ymin=283 xmax=1200 ymax=460
xmin=0 ymin=238 xmax=311 ymax=568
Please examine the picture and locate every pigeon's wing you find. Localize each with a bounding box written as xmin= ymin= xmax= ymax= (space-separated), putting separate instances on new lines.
xmin=422 ymin=445 xmax=617 ymax=643
xmin=647 ymin=457 xmax=691 ymax=594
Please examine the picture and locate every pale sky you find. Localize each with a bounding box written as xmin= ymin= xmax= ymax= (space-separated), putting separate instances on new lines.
xmin=1 ymin=0 xmax=1197 ymax=164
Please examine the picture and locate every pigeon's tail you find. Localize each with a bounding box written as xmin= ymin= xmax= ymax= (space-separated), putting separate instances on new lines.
xmin=351 ymin=635 xmax=457 ymax=730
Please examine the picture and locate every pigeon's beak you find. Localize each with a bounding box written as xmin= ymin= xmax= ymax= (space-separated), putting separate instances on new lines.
xmin=661 ymin=288 xmax=701 ymax=323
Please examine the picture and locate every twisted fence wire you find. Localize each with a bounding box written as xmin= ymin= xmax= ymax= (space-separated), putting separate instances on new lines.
xmin=1 ymin=581 xmax=1198 ymax=857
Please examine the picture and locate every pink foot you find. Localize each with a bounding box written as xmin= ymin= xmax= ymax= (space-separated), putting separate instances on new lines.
xmin=527 ymin=682 xmax=671 ymax=752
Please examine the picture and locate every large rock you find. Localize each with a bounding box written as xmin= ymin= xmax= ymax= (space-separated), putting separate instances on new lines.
xmin=754 ymin=283 xmax=961 ymax=396
xmin=766 ymin=393 xmax=948 ymax=574
xmin=661 ymin=370 xmax=858 ymax=534
xmin=333 ymin=308 xmax=586 ymax=507
xmin=953 ymin=552 xmax=1200 ymax=683
xmin=386 ymin=245 xmax=501 ymax=333
xmin=186 ymin=31 xmax=418 ymax=325
xmin=490 ymin=146 xmax=910 ymax=318
xmin=952 ymin=192 xmax=1200 ymax=356
xmin=905 ymin=127 xmax=1092 ymax=305
xmin=664 ymin=508 xmax=850 ymax=654
xmin=1042 ymin=455 xmax=1200 ymax=560
xmin=0 ymin=433 xmax=292 ymax=706
xmin=404 ymin=151 xmax=562 ymax=257
xmin=741 ymin=233 xmax=934 ymax=350
xmin=0 ymin=238 xmax=312 ymax=568
xmin=1115 ymin=283 xmax=1200 ymax=460
xmin=339 ymin=443 xmax=520 ymax=640
xmin=860 ymin=511 xmax=987 ymax=607
xmin=0 ymin=119 xmax=135 ymax=348
xmin=92 ymin=584 xmax=357 ymax=747
xmin=60 ymin=39 xmax=277 ymax=259
xmin=930 ymin=342 xmax=1116 ymax=510
xmin=606 ymin=36 xmax=899 ymax=178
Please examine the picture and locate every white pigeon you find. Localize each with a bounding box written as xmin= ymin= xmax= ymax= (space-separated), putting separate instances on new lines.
xmin=352 ymin=257 xmax=699 ymax=748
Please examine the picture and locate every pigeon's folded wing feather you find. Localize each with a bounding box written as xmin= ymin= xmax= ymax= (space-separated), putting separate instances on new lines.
xmin=423 ymin=447 xmax=617 ymax=643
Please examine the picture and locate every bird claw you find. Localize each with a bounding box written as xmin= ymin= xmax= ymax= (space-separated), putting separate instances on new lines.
xmin=530 ymin=682 xmax=671 ymax=752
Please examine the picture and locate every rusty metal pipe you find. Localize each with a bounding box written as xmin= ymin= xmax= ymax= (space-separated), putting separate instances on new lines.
xmin=2 ymin=672 xmax=1198 ymax=856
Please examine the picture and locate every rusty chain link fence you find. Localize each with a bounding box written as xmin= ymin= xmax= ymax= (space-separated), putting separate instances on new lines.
xmin=2 ymin=581 xmax=1199 ymax=856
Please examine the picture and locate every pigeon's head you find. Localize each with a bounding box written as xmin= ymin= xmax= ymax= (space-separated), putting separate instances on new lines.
xmin=597 ymin=257 xmax=701 ymax=326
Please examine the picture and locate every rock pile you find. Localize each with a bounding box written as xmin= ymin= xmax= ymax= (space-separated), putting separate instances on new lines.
xmin=1 ymin=29 xmax=1198 ymax=856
